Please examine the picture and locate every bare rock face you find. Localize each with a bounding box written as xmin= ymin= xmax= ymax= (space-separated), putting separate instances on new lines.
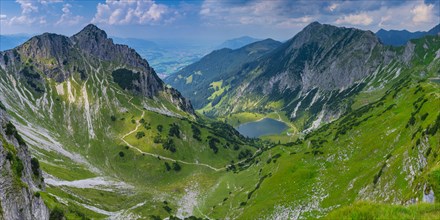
xmin=71 ymin=24 xmax=151 ymax=72
xmin=0 ymin=105 xmax=49 ymax=220
xmin=248 ymin=22 xmax=388 ymax=95
xmin=164 ymin=87 xmax=195 ymax=115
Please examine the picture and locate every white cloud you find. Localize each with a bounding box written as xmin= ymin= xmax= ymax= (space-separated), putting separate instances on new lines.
xmin=16 ymin=0 xmax=38 ymax=14
xmin=39 ymin=16 xmax=47 ymax=24
xmin=378 ymin=15 xmax=391 ymax=28
xmin=9 ymin=15 xmax=36 ymax=25
xmin=327 ymin=3 xmax=339 ymax=12
xmin=277 ymin=16 xmax=315 ymax=28
xmin=411 ymin=3 xmax=435 ymax=24
xmin=39 ymin=0 xmax=63 ymax=5
xmin=9 ymin=0 xmax=39 ymax=25
xmin=0 ymin=14 xmax=7 ymax=20
xmin=92 ymin=0 xmax=169 ymax=25
xmin=200 ymin=0 xmax=314 ymax=27
xmin=55 ymin=3 xmax=83 ymax=26
xmin=335 ymin=12 xmax=373 ymax=26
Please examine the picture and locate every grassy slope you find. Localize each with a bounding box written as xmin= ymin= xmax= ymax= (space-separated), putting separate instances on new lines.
xmin=0 ymin=56 xmax=260 ymax=218
xmin=195 ymin=36 xmax=440 ymax=219
xmin=0 ymin=36 xmax=438 ymax=219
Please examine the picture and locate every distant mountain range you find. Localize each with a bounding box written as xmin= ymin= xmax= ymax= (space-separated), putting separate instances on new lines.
xmin=216 ymin=36 xmax=262 ymax=50
xmin=165 ymin=38 xmax=282 ymax=109
xmin=376 ymin=24 xmax=440 ymax=46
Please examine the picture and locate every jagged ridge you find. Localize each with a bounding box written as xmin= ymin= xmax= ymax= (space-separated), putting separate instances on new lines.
xmin=0 ymin=24 xmax=194 ymax=114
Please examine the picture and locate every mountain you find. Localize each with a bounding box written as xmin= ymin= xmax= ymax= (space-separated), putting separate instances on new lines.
xmin=165 ymin=38 xmax=282 ymax=109
xmin=216 ymin=36 xmax=262 ymax=50
xmin=1 ymin=24 xmax=193 ymax=113
xmin=376 ymin=24 xmax=440 ymax=46
xmin=186 ymin=22 xmax=390 ymax=127
xmin=0 ymin=24 xmax=263 ymax=219
xmin=427 ymin=24 xmax=440 ymax=35
xmin=176 ymin=23 xmax=440 ymax=218
xmin=0 ymin=34 xmax=30 ymax=51
xmin=0 ymin=22 xmax=439 ymax=219
xmin=0 ymin=103 xmax=50 ymax=219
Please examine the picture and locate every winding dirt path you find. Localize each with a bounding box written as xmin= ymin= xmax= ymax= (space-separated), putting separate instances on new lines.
xmin=120 ymin=98 xmax=225 ymax=171
xmin=119 ymin=96 xmax=263 ymax=172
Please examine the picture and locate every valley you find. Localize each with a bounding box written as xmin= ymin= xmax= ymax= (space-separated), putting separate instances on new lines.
xmin=0 ymin=17 xmax=439 ymax=220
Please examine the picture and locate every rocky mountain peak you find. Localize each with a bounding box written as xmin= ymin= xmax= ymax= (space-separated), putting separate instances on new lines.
xmin=289 ymin=22 xmax=379 ymax=50
xmin=72 ymin=23 xmax=108 ymax=45
xmin=19 ymin=33 xmax=72 ymax=59
xmin=239 ymin=21 xmax=389 ymax=100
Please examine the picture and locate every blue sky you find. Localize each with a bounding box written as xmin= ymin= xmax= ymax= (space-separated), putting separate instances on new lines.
xmin=0 ymin=0 xmax=439 ymax=44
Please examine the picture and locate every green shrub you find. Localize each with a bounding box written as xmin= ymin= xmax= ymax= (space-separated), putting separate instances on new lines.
xmin=172 ymin=162 xmax=181 ymax=171
xmin=14 ymin=158 xmax=24 ymax=177
xmin=238 ymin=149 xmax=252 ymax=160
xmin=119 ymin=151 xmax=125 ymax=157
xmin=4 ymin=122 xmax=26 ymax=145
xmin=0 ymin=101 xmax=5 ymax=110
xmin=164 ymin=162 xmax=171 ymax=171
xmin=111 ymin=68 xmax=140 ymax=91
xmin=6 ymin=152 xmax=13 ymax=161
xmin=373 ymin=163 xmax=387 ymax=185
xmin=153 ymin=135 xmax=163 ymax=144
xmin=31 ymin=158 xmax=40 ymax=176
xmin=407 ymin=115 xmax=416 ymax=127
xmin=426 ymin=114 xmax=440 ymax=135
xmin=163 ymin=138 xmax=176 ymax=152
xmin=135 ymin=131 xmax=145 ymax=139
xmin=421 ymin=113 xmax=429 ymax=121
xmin=144 ymin=123 xmax=151 ymax=130
xmin=5 ymin=122 xmax=16 ymax=136
xmin=163 ymin=206 xmax=172 ymax=213
xmin=157 ymin=124 xmax=163 ymax=132
xmin=110 ymin=115 xmax=117 ymax=121
xmin=208 ymin=137 xmax=220 ymax=154
xmin=150 ymin=215 xmax=161 ymax=220
xmin=191 ymin=124 xmax=202 ymax=141
xmin=168 ymin=123 xmax=180 ymax=138
xmin=49 ymin=207 xmax=65 ymax=220
xmin=233 ymin=144 xmax=240 ymax=151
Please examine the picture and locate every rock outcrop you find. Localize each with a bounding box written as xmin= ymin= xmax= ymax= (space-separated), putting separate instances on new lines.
xmin=0 ymin=103 xmax=49 ymax=220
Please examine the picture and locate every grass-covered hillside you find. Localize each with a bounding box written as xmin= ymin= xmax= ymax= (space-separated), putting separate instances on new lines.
xmin=0 ymin=25 xmax=264 ymax=219
xmin=193 ymin=37 xmax=440 ymax=218
xmin=0 ymin=23 xmax=439 ymax=219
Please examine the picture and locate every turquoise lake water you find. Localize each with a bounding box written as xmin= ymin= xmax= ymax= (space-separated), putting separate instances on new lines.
xmin=236 ymin=118 xmax=288 ymax=138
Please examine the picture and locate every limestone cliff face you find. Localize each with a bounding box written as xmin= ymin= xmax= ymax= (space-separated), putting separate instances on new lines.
xmin=0 ymin=105 xmax=49 ymax=220
xmin=0 ymin=24 xmax=194 ymax=115
xmin=247 ymin=22 xmax=389 ymax=95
